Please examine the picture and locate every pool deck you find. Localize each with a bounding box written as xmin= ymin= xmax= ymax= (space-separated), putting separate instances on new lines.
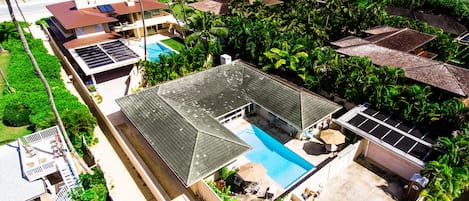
xmin=223 ymin=117 xmax=334 ymax=200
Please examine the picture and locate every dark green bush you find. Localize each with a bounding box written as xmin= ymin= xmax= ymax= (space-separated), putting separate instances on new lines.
xmin=3 ymin=104 xmax=31 ymax=127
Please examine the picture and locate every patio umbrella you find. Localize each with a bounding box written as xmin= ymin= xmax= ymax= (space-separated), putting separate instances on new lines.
xmin=320 ymin=129 xmax=345 ymax=145
xmin=237 ymin=162 xmax=266 ymax=182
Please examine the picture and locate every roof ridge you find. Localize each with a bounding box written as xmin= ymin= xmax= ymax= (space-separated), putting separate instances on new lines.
xmin=371 ymin=28 xmax=406 ymax=44
xmin=444 ymin=64 xmax=467 ymax=96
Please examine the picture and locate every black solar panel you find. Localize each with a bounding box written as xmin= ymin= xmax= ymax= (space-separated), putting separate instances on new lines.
xmin=100 ymin=41 xmax=139 ymax=62
xmin=409 ymin=126 xmax=426 ymax=139
xmin=348 ymin=115 xmax=367 ymax=127
xmin=422 ymin=134 xmax=436 ymax=144
xmin=75 ymin=45 xmax=114 ymax=68
xmin=370 ymin=125 xmax=390 ymax=139
xmin=395 ymin=137 xmax=416 ymax=152
xmin=384 ymin=117 xmax=400 ymax=126
xmin=409 ymin=143 xmax=430 ymax=159
xmin=397 ymin=122 xmax=413 ymax=133
xmin=358 ymin=118 xmax=379 ymax=132
xmin=363 ymin=108 xmax=378 ymax=116
xmin=382 ymin=131 xmax=402 ymax=145
xmin=373 ymin=112 xmax=389 ymax=121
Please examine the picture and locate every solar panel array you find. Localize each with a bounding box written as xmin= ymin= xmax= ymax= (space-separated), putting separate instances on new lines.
xmin=74 ymin=40 xmax=139 ymax=69
xmin=347 ymin=107 xmax=436 ymax=161
xmin=100 ymin=41 xmax=140 ymax=62
xmin=97 ymin=4 xmax=115 ymax=13
xmin=75 ymin=45 xmax=114 ymax=69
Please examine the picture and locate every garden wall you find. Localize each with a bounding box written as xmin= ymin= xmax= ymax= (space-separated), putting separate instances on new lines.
xmin=289 ymin=140 xmax=363 ymax=201
xmin=190 ymin=180 xmax=222 ymax=201
xmin=42 ymin=25 xmax=170 ymax=201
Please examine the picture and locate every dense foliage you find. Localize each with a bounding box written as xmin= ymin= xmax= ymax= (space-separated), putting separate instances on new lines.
xmin=0 ymin=21 xmax=96 ymax=154
xmin=70 ymin=168 xmax=109 ymax=201
xmin=421 ymin=128 xmax=469 ymax=201
xmin=2 ymin=104 xmax=30 ymax=126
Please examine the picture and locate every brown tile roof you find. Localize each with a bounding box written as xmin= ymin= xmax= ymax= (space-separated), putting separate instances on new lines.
xmin=189 ymin=0 xmax=282 ymax=15
xmin=372 ymin=28 xmax=436 ymax=52
xmin=47 ymin=0 xmax=166 ymax=29
xmin=189 ymin=0 xmax=230 ymax=15
xmin=63 ymin=32 xmax=121 ymax=49
xmin=330 ymin=36 xmax=370 ymax=48
xmin=337 ymin=44 xmax=469 ymax=96
xmin=364 ymin=26 xmax=400 ymax=35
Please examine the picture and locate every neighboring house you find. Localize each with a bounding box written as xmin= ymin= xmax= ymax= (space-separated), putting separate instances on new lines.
xmin=332 ymin=26 xmax=469 ymax=97
xmin=46 ymin=0 xmax=179 ymax=85
xmin=336 ymin=104 xmax=438 ymax=180
xmin=116 ymin=60 xmax=341 ymax=187
xmin=386 ymin=6 xmax=467 ymax=37
xmin=189 ymin=0 xmax=283 ymax=15
xmin=0 ymin=126 xmax=80 ymax=201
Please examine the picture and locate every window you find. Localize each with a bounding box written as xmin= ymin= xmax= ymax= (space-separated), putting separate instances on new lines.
xmin=96 ymin=24 xmax=104 ymax=32
xmin=76 ymin=27 xmax=85 ymax=36
xmin=152 ymin=9 xmax=160 ymax=16
xmin=144 ymin=11 xmax=152 ymax=19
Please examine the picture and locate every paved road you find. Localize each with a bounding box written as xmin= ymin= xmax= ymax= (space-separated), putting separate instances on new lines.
xmin=0 ymin=0 xmax=66 ymax=23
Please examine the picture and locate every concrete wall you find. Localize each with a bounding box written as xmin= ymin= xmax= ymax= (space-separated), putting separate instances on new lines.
xmin=190 ymin=181 xmax=222 ymax=201
xmin=365 ymin=142 xmax=422 ymax=180
xmin=288 ymin=141 xmax=362 ymax=200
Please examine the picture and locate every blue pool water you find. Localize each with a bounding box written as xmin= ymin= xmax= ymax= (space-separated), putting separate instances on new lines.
xmin=142 ymin=42 xmax=174 ymax=62
xmin=236 ymin=125 xmax=314 ymax=188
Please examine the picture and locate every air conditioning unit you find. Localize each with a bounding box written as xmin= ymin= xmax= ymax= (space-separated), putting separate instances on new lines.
xmin=220 ymin=54 xmax=232 ymax=64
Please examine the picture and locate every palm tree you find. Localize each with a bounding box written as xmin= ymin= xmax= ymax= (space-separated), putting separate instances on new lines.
xmin=5 ymin=0 xmax=92 ymax=173
xmin=263 ymin=41 xmax=308 ymax=72
xmin=139 ymin=0 xmax=147 ymax=61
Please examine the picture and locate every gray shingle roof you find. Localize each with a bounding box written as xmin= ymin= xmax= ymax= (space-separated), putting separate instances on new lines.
xmin=116 ymin=60 xmax=341 ymax=186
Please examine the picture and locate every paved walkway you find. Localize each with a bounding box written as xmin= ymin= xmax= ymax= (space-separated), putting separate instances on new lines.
xmin=29 ymin=25 xmax=149 ymax=201
xmin=316 ymin=161 xmax=404 ymax=201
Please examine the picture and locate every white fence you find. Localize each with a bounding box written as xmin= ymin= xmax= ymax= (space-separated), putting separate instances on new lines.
xmin=288 ymin=141 xmax=363 ymax=201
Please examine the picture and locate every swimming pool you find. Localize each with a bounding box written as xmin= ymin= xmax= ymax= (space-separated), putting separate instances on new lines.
xmin=236 ymin=125 xmax=314 ymax=188
xmin=142 ymin=42 xmax=174 ymax=62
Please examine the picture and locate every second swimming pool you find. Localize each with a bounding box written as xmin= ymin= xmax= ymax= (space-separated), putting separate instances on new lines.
xmin=236 ymin=125 xmax=314 ymax=189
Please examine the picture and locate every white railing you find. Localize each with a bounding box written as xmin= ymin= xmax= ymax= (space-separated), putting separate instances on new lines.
xmin=54 ymin=185 xmax=72 ymax=201
xmin=22 ymin=126 xmax=58 ymax=144
xmin=25 ymin=160 xmax=57 ymax=181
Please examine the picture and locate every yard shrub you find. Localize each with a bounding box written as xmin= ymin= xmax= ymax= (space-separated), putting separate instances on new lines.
xmin=2 ymin=104 xmax=30 ymax=127
xmin=0 ymin=21 xmax=96 ymax=153
xmin=70 ymin=167 xmax=109 ymax=201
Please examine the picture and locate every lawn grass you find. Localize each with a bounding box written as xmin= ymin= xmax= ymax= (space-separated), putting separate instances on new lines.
xmin=0 ymin=124 xmax=31 ymax=145
xmin=0 ymin=52 xmax=10 ymax=94
xmin=0 ymin=52 xmax=31 ymax=145
xmin=161 ymin=38 xmax=185 ymax=52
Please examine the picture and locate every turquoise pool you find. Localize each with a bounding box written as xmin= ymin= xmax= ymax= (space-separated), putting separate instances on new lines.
xmin=142 ymin=42 xmax=173 ymax=62
xmin=236 ymin=125 xmax=314 ymax=188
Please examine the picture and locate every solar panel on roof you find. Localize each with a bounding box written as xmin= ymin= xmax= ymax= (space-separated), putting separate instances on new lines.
xmin=363 ymin=108 xmax=378 ymax=116
xmin=75 ymin=45 xmax=114 ymax=68
xmin=373 ymin=112 xmax=389 ymax=121
xmin=461 ymin=34 xmax=469 ymax=42
xmin=409 ymin=126 xmax=426 ymax=139
xmin=384 ymin=117 xmax=400 ymax=126
xmin=97 ymin=4 xmax=114 ymax=13
xmin=100 ymin=41 xmax=139 ymax=62
xmin=370 ymin=125 xmax=390 ymax=139
xmin=348 ymin=115 xmax=367 ymax=126
xmin=382 ymin=131 xmax=402 ymax=145
xmin=395 ymin=137 xmax=416 ymax=152
xmin=397 ymin=122 xmax=413 ymax=133
xmin=409 ymin=143 xmax=430 ymax=159
xmin=358 ymin=118 xmax=379 ymax=132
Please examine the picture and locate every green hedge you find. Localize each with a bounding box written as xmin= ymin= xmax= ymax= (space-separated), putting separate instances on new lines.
xmin=0 ymin=21 xmax=96 ymax=154
xmin=2 ymin=104 xmax=30 ymax=127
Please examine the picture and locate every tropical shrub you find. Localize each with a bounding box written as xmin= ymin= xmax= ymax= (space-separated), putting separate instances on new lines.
xmin=70 ymin=167 xmax=109 ymax=201
xmin=2 ymin=104 xmax=30 ymax=126
xmin=0 ymin=21 xmax=96 ymax=154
